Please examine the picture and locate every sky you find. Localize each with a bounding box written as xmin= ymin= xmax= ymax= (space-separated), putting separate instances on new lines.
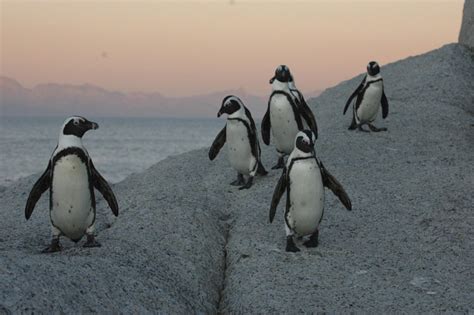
xmin=1 ymin=0 xmax=464 ymax=97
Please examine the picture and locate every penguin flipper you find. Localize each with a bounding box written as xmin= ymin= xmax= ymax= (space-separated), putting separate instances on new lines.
xmin=381 ymin=89 xmax=389 ymax=119
xmin=261 ymin=106 xmax=271 ymax=145
xmin=242 ymin=106 xmax=265 ymax=169
xmin=343 ymin=77 xmax=366 ymax=115
xmin=298 ymin=97 xmax=318 ymax=139
xmin=269 ymin=168 xmax=287 ymax=223
xmin=319 ymin=162 xmax=352 ymax=211
xmin=209 ymin=126 xmax=226 ymax=160
xmin=244 ymin=106 xmax=257 ymax=133
xmin=91 ymin=161 xmax=119 ymax=216
xmin=246 ymin=121 xmax=261 ymax=167
xmin=25 ymin=161 xmax=52 ymax=220
xmin=294 ymin=89 xmax=304 ymax=104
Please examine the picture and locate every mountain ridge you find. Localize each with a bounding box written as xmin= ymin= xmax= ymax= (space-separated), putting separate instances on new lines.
xmin=0 ymin=76 xmax=323 ymax=118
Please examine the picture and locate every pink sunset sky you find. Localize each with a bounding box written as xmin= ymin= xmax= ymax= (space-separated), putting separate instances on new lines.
xmin=1 ymin=0 xmax=464 ymax=97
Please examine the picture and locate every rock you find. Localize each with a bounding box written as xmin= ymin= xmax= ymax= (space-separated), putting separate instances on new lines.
xmin=219 ymin=43 xmax=474 ymax=313
xmin=0 ymin=151 xmax=229 ymax=313
xmin=0 ymin=44 xmax=473 ymax=313
xmin=459 ymin=0 xmax=474 ymax=48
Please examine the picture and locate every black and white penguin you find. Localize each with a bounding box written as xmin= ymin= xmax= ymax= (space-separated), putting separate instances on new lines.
xmin=261 ymin=65 xmax=318 ymax=169
xmin=209 ymin=95 xmax=268 ymax=190
xmin=25 ymin=116 xmax=118 ymax=253
xmin=269 ymin=130 xmax=352 ymax=252
xmin=343 ymin=61 xmax=389 ymax=132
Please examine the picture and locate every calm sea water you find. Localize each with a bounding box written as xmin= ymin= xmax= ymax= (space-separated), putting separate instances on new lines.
xmin=0 ymin=116 xmax=223 ymax=187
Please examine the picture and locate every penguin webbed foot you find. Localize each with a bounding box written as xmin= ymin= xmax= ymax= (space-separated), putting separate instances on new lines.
xmin=239 ymin=177 xmax=253 ymax=190
xmin=271 ymin=156 xmax=285 ymax=170
xmin=257 ymin=161 xmax=268 ymax=176
xmin=303 ymin=230 xmax=319 ymax=248
xmin=357 ymin=124 xmax=370 ymax=132
xmin=286 ymin=236 xmax=300 ymax=252
xmin=368 ymin=124 xmax=387 ymax=132
xmin=230 ymin=174 xmax=245 ymax=186
xmin=42 ymin=238 xmax=62 ymax=253
xmin=83 ymin=234 xmax=101 ymax=248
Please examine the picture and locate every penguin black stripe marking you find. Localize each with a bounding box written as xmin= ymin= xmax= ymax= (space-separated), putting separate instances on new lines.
xmin=268 ymin=90 xmax=304 ymax=130
xmin=228 ymin=117 xmax=259 ymax=161
xmin=53 ymin=147 xmax=89 ymax=164
xmin=49 ymin=147 xmax=97 ymax=238
xmin=284 ymin=155 xmax=316 ymax=236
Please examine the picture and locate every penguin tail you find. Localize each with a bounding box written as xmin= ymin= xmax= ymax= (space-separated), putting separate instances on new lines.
xmin=257 ymin=161 xmax=268 ymax=176
xmin=71 ymin=237 xmax=82 ymax=243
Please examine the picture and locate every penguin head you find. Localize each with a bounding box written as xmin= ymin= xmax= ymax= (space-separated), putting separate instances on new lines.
xmin=269 ymin=65 xmax=292 ymax=84
xmin=295 ymin=130 xmax=316 ymax=154
xmin=367 ymin=61 xmax=380 ymax=76
xmin=62 ymin=116 xmax=99 ymax=138
xmin=218 ymin=95 xmax=243 ymax=117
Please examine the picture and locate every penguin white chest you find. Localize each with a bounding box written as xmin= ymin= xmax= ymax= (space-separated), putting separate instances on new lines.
xmin=226 ymin=120 xmax=255 ymax=175
xmin=287 ymin=159 xmax=324 ymax=236
xmin=270 ymin=94 xmax=300 ymax=154
xmin=357 ymin=82 xmax=383 ymax=123
xmin=51 ymin=155 xmax=94 ymax=240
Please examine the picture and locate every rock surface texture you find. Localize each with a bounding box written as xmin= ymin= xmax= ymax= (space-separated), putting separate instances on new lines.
xmin=0 ymin=151 xmax=228 ymax=313
xmin=459 ymin=0 xmax=474 ymax=49
xmin=0 ymin=44 xmax=473 ymax=313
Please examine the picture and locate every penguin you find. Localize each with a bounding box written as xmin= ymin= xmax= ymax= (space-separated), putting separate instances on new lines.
xmin=25 ymin=116 xmax=118 ymax=253
xmin=343 ymin=61 xmax=389 ymax=132
xmin=261 ymin=65 xmax=318 ymax=169
xmin=209 ymin=95 xmax=268 ymax=190
xmin=269 ymin=130 xmax=352 ymax=252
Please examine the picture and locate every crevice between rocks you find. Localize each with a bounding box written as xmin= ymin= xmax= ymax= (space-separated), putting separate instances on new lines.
xmin=216 ymin=218 xmax=230 ymax=314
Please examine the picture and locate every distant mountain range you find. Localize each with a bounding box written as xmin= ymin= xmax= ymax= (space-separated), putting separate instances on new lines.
xmin=0 ymin=76 xmax=322 ymax=118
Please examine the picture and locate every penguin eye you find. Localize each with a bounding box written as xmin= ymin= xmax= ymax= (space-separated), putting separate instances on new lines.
xmin=73 ymin=120 xmax=79 ymax=126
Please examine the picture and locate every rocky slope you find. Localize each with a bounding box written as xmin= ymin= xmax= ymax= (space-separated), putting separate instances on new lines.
xmin=0 ymin=151 xmax=228 ymax=313
xmin=0 ymin=43 xmax=472 ymax=313
xmin=220 ymin=43 xmax=473 ymax=313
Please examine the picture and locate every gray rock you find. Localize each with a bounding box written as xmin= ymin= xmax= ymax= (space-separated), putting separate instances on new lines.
xmin=459 ymin=0 xmax=474 ymax=49
xmin=0 ymin=151 xmax=229 ymax=313
xmin=0 ymin=43 xmax=473 ymax=313
xmin=220 ymin=44 xmax=474 ymax=313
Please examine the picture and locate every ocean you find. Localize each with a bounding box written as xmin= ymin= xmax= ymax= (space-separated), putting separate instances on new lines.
xmin=0 ymin=116 xmax=223 ymax=187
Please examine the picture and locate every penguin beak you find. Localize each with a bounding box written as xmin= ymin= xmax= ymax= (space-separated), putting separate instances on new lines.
xmin=217 ymin=109 xmax=223 ymax=118
xmin=269 ymin=76 xmax=275 ymax=84
xmin=89 ymin=121 xmax=99 ymax=130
